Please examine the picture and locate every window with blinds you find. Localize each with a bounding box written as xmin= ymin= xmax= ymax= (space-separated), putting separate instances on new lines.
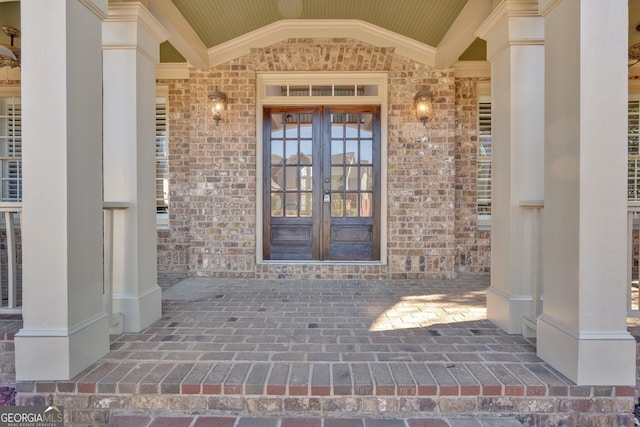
xmin=477 ymin=94 xmax=492 ymax=219
xmin=0 ymin=96 xmax=21 ymax=202
xmin=156 ymin=96 xmax=169 ymax=215
xmin=629 ymin=95 xmax=640 ymax=201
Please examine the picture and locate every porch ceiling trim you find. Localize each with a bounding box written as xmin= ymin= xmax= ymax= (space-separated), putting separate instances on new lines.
xmin=149 ymin=0 xmax=209 ymax=70
xmin=207 ymin=19 xmax=437 ymax=68
xmin=453 ymin=60 xmax=491 ymax=78
xmin=434 ymin=0 xmax=493 ymax=69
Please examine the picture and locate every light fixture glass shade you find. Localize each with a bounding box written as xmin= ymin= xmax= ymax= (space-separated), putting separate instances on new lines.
xmin=414 ymin=90 xmax=433 ymax=126
xmin=208 ymin=87 xmax=228 ymax=125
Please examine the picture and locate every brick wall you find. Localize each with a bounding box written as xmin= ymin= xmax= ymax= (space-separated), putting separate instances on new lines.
xmin=157 ymin=38 xmax=490 ymax=279
xmin=0 ymin=47 xmax=493 ymax=280
xmin=454 ymin=78 xmax=491 ymax=273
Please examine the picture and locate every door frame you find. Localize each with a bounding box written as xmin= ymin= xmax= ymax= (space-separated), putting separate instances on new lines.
xmin=256 ymin=72 xmax=389 ymax=264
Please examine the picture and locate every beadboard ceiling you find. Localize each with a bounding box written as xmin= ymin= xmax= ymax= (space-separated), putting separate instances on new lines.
xmin=2 ymin=0 xmax=639 ymax=68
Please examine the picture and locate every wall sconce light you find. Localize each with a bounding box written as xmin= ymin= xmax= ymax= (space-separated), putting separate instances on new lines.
xmin=414 ymin=90 xmax=433 ymax=127
xmin=208 ymin=87 xmax=228 ymax=126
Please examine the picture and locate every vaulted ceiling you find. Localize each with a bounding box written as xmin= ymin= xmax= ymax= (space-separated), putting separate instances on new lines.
xmin=2 ymin=0 xmax=639 ymax=70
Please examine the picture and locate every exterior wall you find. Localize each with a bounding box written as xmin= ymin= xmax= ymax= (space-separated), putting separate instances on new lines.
xmin=0 ymin=47 xmax=493 ymax=281
xmin=454 ymin=78 xmax=491 ymax=273
xmin=156 ymin=78 xmax=191 ymax=276
xmin=157 ymin=38 xmax=491 ymax=279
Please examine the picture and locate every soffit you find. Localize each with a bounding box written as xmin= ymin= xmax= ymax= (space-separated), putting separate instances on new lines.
xmin=171 ymin=0 xmax=467 ymax=49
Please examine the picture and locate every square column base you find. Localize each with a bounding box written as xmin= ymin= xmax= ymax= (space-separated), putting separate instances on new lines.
xmin=537 ymin=315 xmax=636 ymax=385
xmin=112 ymin=285 xmax=162 ymax=332
xmin=14 ymin=314 xmax=109 ymax=381
xmin=486 ymin=286 xmax=533 ymax=334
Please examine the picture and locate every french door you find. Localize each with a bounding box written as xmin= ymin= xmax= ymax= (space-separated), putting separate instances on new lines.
xmin=263 ymin=106 xmax=380 ymax=261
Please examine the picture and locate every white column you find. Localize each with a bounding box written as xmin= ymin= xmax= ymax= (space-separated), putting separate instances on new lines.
xmin=538 ymin=0 xmax=635 ymax=385
xmin=14 ymin=0 xmax=110 ymax=380
xmin=476 ymin=0 xmax=545 ymax=334
xmin=102 ymin=3 xmax=168 ymax=332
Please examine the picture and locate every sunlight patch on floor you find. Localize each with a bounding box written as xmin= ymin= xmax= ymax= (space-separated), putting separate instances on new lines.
xmin=369 ymin=291 xmax=487 ymax=332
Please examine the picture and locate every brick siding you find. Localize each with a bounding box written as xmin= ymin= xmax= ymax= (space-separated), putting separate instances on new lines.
xmin=156 ymin=39 xmax=491 ymax=279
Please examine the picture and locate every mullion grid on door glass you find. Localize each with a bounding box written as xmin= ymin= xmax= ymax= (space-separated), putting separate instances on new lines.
xmin=331 ymin=112 xmax=370 ymax=218
xmin=270 ymin=113 xmax=313 ymax=218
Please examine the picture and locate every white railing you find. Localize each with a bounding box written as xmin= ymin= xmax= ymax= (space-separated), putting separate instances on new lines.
xmin=628 ymin=203 xmax=640 ymax=317
xmin=0 ymin=202 xmax=129 ymax=320
xmin=103 ymin=202 xmax=129 ymax=332
xmin=519 ymin=200 xmax=544 ymax=338
xmin=0 ymin=203 xmax=21 ymax=314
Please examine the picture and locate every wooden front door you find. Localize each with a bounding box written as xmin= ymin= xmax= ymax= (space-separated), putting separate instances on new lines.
xmin=263 ymin=106 xmax=380 ymax=261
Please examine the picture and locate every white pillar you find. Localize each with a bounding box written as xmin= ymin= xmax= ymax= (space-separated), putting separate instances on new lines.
xmin=476 ymin=0 xmax=545 ymax=334
xmin=538 ymin=0 xmax=635 ymax=385
xmin=102 ymin=3 xmax=168 ymax=332
xmin=14 ymin=0 xmax=110 ymax=380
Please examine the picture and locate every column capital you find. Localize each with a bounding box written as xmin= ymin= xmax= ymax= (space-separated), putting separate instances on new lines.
xmin=476 ymin=0 xmax=543 ymax=61
xmin=103 ymin=2 xmax=170 ymax=56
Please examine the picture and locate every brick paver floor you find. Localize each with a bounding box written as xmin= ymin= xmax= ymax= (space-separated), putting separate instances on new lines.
xmin=10 ymin=274 xmax=639 ymax=426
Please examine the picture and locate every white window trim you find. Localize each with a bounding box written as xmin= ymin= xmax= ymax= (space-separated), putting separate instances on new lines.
xmin=156 ymin=85 xmax=169 ymax=230
xmin=476 ymin=81 xmax=491 ymax=231
xmin=256 ymin=72 xmax=388 ymax=264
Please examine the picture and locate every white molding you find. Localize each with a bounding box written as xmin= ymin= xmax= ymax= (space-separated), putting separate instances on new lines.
xmin=105 ymin=3 xmax=170 ymax=43
xmin=102 ymin=44 xmax=158 ymax=64
xmin=156 ymin=62 xmax=191 ymax=80
xmin=15 ymin=312 xmax=109 ymax=337
xmin=435 ymin=0 xmax=493 ymax=69
xmin=79 ymin=0 xmax=108 ymax=21
xmin=476 ymin=0 xmax=540 ymax=40
xmin=0 ymin=86 xmax=20 ymax=95
xmin=209 ymin=19 xmax=437 ymax=68
xmin=538 ymin=0 xmax=563 ymax=17
xmin=476 ymin=80 xmax=492 ymax=94
xmin=149 ymin=0 xmax=209 ymax=70
xmin=453 ymin=61 xmax=491 ymax=78
xmin=112 ymin=284 xmax=161 ymax=301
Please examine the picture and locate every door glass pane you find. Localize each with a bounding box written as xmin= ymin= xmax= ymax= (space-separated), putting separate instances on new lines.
xmin=284 ymin=125 xmax=299 ymax=139
xmin=285 ymin=193 xmax=298 ymax=217
xmin=285 ymin=140 xmax=298 ymax=164
xmin=300 ymin=192 xmax=312 ymax=217
xmin=345 ymin=166 xmax=358 ymax=191
xmin=361 ymin=113 xmax=373 ymax=132
xmin=331 ymin=140 xmax=343 ymax=164
xmin=360 ymin=166 xmax=372 ymax=191
xmin=360 ymin=193 xmax=372 ymax=217
xmin=331 ymin=120 xmax=344 ymax=138
xmin=331 ymin=166 xmax=344 ymax=190
xmin=271 ymin=166 xmax=283 ymax=189
xmin=271 ymin=140 xmax=284 ymax=164
xmin=346 ymin=140 xmax=358 ymax=163
xmin=271 ymin=193 xmax=283 ymax=217
xmin=331 ymin=192 xmax=344 ymax=217
xmin=300 ymin=166 xmax=312 ymax=190
xmin=360 ymin=139 xmax=372 ymax=164
xmin=345 ymin=193 xmax=358 ymax=217
xmin=300 ymin=140 xmax=312 ymax=164
xmin=285 ymin=166 xmax=298 ymax=190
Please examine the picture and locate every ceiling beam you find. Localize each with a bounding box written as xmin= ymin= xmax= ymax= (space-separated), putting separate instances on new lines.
xmin=148 ymin=0 xmax=208 ymax=70
xmin=434 ymin=0 xmax=493 ymax=69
